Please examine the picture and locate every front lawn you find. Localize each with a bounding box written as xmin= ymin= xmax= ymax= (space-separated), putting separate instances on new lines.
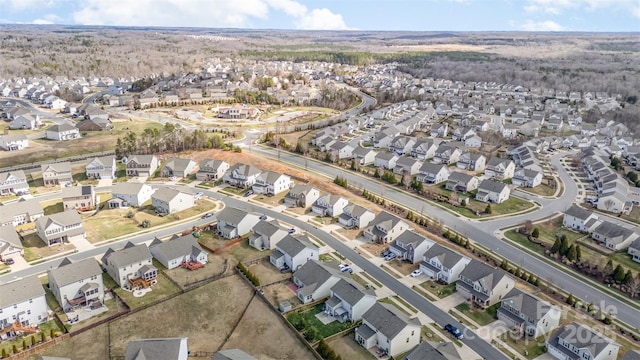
xmin=420 ymin=280 xmax=457 ymax=299
xmin=22 ymin=232 xmax=76 ymax=262
xmin=287 ymin=304 xmax=356 ymax=342
xmin=454 ymin=302 xmax=499 ymax=326
xmin=499 ymin=334 xmax=547 ymax=359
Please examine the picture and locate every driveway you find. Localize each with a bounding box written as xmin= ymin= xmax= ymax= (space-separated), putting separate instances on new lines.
xmin=433 ymin=292 xmax=465 ymax=311
xmin=476 ymin=320 xmax=509 ymax=341
xmin=6 ymin=254 xmax=30 ymax=272
xmin=533 ymin=353 xmax=556 ymax=360
xmin=97 ymin=178 xmax=113 ymax=187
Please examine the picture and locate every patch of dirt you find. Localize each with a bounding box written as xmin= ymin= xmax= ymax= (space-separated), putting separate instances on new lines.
xmin=249 ymin=258 xmax=292 ymax=285
xmin=262 ymin=281 xmax=301 ymax=308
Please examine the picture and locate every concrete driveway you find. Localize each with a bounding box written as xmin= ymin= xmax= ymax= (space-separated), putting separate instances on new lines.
xmin=476 ymin=320 xmax=509 ymax=341
xmin=433 ymin=292 xmax=465 ymax=311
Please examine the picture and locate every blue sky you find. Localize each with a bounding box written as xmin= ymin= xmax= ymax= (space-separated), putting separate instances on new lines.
xmin=0 ymin=0 xmax=638 ymax=32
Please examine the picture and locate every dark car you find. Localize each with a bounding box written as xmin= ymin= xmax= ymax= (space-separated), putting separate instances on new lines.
xmin=244 ymin=190 xmax=254 ymax=197
xmin=201 ymin=212 xmax=213 ymax=219
xmin=444 ymin=324 xmax=463 ymax=339
xmin=4 ymin=258 xmax=14 ymax=265
xmin=288 ymin=228 xmax=296 ymax=234
xmin=259 ymin=214 xmax=267 ymax=220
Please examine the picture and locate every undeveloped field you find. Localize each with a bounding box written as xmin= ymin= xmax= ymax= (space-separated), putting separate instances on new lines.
xmin=329 ymin=332 xmax=376 ymax=360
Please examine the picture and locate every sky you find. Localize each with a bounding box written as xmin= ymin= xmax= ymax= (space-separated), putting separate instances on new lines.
xmin=0 ymin=0 xmax=638 ymax=32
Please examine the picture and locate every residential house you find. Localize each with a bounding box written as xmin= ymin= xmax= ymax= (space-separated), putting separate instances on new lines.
xmin=417 ymin=162 xmax=450 ymax=184
xmin=373 ymin=126 xmax=400 ymax=148
xmin=109 ymin=182 xmax=155 ymax=208
xmin=389 ymin=136 xmax=416 ymax=156
xmin=41 ymin=162 xmax=72 ymax=187
xmin=125 ymin=337 xmax=189 ymax=360
xmin=465 ymin=135 xmax=483 ymax=148
xmin=213 ymin=349 xmax=257 ymax=360
xmin=85 ymin=155 xmax=117 ymax=179
xmin=476 ymin=180 xmax=511 ymax=204
xmin=0 ymin=276 xmax=48 ymax=331
xmin=312 ymin=194 xmax=349 ymax=217
xmin=457 ymin=260 xmax=515 ymax=308
xmin=0 ymin=197 xmax=44 ymax=226
xmin=339 ymin=204 xmax=376 ymax=229
xmin=292 ymin=260 xmax=345 ymax=303
xmin=101 ymin=242 xmax=157 ymax=290
xmin=0 ymin=226 xmax=23 ymax=261
xmin=374 ymin=152 xmax=399 ymax=170
xmin=45 ymin=124 xmax=80 ymax=141
xmin=324 ymin=278 xmax=376 ymax=322
xmin=497 ymin=288 xmax=561 ymax=338
xmin=216 ymin=207 xmax=260 ymax=239
xmin=329 ymin=141 xmax=355 ymax=160
xmin=512 ymin=169 xmax=543 ymax=188
xmin=591 ymin=221 xmax=639 ymax=251
xmin=363 ymin=211 xmax=410 ymax=244
xmin=547 ymin=322 xmax=619 ymax=360
xmin=270 ymin=234 xmax=319 ymax=272
xmin=223 ymin=163 xmax=261 ymax=188
xmin=76 ymin=117 xmax=113 ymax=132
xmin=628 ymin=238 xmax=640 ymax=263
xmin=0 ymin=170 xmax=29 ymax=195
xmin=0 ymin=134 xmax=29 ymax=151
xmin=393 ymin=157 xmax=422 ymax=176
xmin=452 ymin=127 xmax=476 ymax=142
xmin=501 ymin=123 xmax=519 ymax=138
xmin=430 ymin=123 xmax=449 ymax=138
xmin=284 ymin=184 xmax=320 ymax=208
xmin=125 ymin=155 xmax=159 ymax=177
xmin=9 ymin=114 xmax=40 ymax=130
xmin=249 ymin=219 xmax=288 ymax=251
xmin=48 ymin=258 xmax=104 ymax=312
xmin=196 ymin=159 xmax=229 ymax=181
xmin=446 ymin=172 xmax=479 ymax=193
xmin=389 ymin=230 xmax=435 ymax=264
xmin=419 ymin=244 xmax=471 ymax=284
xmin=252 ymin=171 xmax=293 ymax=195
xmin=403 ymin=341 xmax=463 ymax=360
xmin=411 ymin=139 xmax=438 ymax=160
xmin=355 ymin=302 xmax=421 ymax=358
xmin=151 ymin=187 xmax=194 ymax=214
xmin=432 ymin=144 xmax=462 ymax=165
xmin=563 ymin=205 xmax=600 ymax=233
xmin=351 ymin=146 xmax=377 ymax=166
xmin=161 ymin=158 xmax=197 ymax=179
xmin=35 ymin=210 xmax=86 ymax=246
xmin=457 ymin=152 xmax=486 ymax=171
xmin=485 ymin=158 xmax=516 ymax=180
xmin=61 ymin=185 xmax=96 ymax=211
xmin=149 ymin=234 xmax=208 ymax=270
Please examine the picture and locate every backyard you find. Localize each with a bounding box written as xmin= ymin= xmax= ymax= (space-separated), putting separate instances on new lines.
xmin=161 ymin=252 xmax=227 ymax=288
xmin=499 ymin=333 xmax=547 ymax=360
xmin=286 ymin=303 xmax=356 ymax=343
xmin=198 ymin=231 xmax=263 ymax=264
xmin=112 ymin=271 xmax=181 ymax=310
xmin=328 ymin=332 xmax=376 ymax=360
xmin=0 ymin=319 xmax=65 ymax=357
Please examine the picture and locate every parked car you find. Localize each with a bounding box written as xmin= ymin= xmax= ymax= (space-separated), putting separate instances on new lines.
xmin=201 ymin=212 xmax=213 ymax=219
xmin=280 ymin=264 xmax=290 ymax=273
xmin=410 ymin=269 xmax=422 ymax=277
xmin=380 ymin=249 xmax=391 ymax=258
xmin=194 ymin=191 xmax=204 ymax=199
xmin=259 ymin=214 xmax=267 ymax=220
xmin=444 ymin=324 xmax=463 ymax=339
xmin=170 ymin=176 xmax=177 ymax=181
xmin=338 ymin=264 xmax=350 ymax=270
xmin=384 ymin=253 xmax=396 ymax=261
xmin=340 ymin=266 xmax=353 ymax=274
xmin=287 ymin=228 xmax=296 ymax=234
xmin=244 ymin=190 xmax=254 ymax=197
xmin=4 ymin=258 xmax=14 ymax=265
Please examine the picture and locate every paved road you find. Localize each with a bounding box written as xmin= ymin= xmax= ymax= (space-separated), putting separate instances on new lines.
xmin=248 ymin=145 xmax=640 ymax=329
xmin=1 ymin=97 xmax=74 ymax=126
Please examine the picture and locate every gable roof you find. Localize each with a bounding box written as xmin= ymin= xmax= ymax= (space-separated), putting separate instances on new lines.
xmin=163 ymin=158 xmax=195 ymax=173
xmin=228 ymin=163 xmax=261 ymax=177
xmin=216 ymin=207 xmax=249 ymax=224
xmin=125 ymin=338 xmax=188 ymax=360
xmin=501 ymin=288 xmax=557 ymax=322
xmin=0 ymin=226 xmax=22 ymax=251
xmin=36 ymin=210 xmax=82 ymax=228
xmin=112 ymin=182 xmax=151 ymax=196
xmin=331 ymin=278 xmax=374 ymax=305
xmin=564 ymin=205 xmax=593 ymax=220
xmin=40 ymin=162 xmax=71 ymax=174
xmin=403 ymin=341 xmax=463 ymax=360
xmin=422 ymin=244 xmax=466 ymax=269
xmin=394 ymin=230 xmax=431 ymax=248
xmin=447 ymin=171 xmax=474 ymax=183
xmin=150 ymin=234 xmax=205 ymax=261
xmin=212 ymin=349 xmax=257 ymax=360
xmin=127 ymin=155 xmax=157 ymax=165
xmin=460 ymin=260 xmax=510 ymax=290
xmin=478 ymin=179 xmax=508 ymax=193
xmin=47 ymin=124 xmax=77 ymax=133
xmin=287 ymin=184 xmax=318 ymax=197
xmin=363 ymin=302 xmax=420 ymax=340
xmin=369 ymin=211 xmax=405 ymax=230
xmin=551 ymin=323 xmax=618 ymax=358
xmin=102 ymin=242 xmax=151 ymax=268
xmin=152 ymin=187 xmax=192 ymax=203
xmin=0 ymin=197 xmax=43 ymax=224
xmin=0 ymin=276 xmax=44 ymax=309
xmin=48 ymin=258 xmax=101 ymax=287
xmin=252 ymin=219 xmax=284 ymax=236
xmin=593 ymin=221 xmax=635 ymax=240
xmin=294 ymin=260 xmax=344 ymax=292
xmin=276 ymin=234 xmax=315 ymax=257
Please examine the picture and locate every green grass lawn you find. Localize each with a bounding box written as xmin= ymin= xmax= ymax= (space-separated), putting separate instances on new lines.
xmin=286 ymin=304 xmax=355 ymax=342
xmin=360 ymin=272 xmax=382 ymax=288
xmin=253 ymin=191 xmax=287 ymax=206
xmin=219 ymin=186 xmax=248 ymax=196
xmin=0 ymin=319 xmax=64 ymax=356
xmin=499 ymin=334 xmax=547 ymax=359
xmin=454 ymin=302 xmax=499 ymax=326
xmin=42 ymin=201 xmax=64 ymax=215
xmin=113 ymin=272 xmax=181 ymax=310
xmin=420 ymin=280 xmax=457 ymax=299
xmin=393 ymin=296 xmax=416 ymax=313
xmin=379 ymin=297 xmax=411 ymax=316
xmin=609 ymin=251 xmax=640 ymax=273
xmin=519 ymin=183 xmax=556 ymax=197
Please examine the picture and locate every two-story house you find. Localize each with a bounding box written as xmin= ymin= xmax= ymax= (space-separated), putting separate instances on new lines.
xmin=41 ymin=162 xmax=72 ymax=187
xmin=417 ymin=162 xmax=450 ymax=184
xmin=45 ymin=124 xmax=80 ymax=141
xmin=389 ymin=136 xmax=416 ymax=156
xmin=355 ymin=302 xmax=421 ymax=358
xmin=0 ymin=134 xmax=29 ymax=151
xmin=252 ymin=171 xmax=293 ymax=195
xmin=628 ymin=238 xmax=640 ymax=263
xmin=419 ymin=244 xmax=471 ymax=284
xmin=563 ymin=205 xmax=600 ymax=233
xmin=445 ymin=172 xmax=480 ymax=193
xmin=393 ymin=157 xmax=422 ymax=176
xmin=363 ymin=211 xmax=410 ymax=244
xmin=374 ymin=152 xmax=400 ymax=170
xmin=151 ymin=187 xmax=194 ymax=215
xmin=293 ymin=260 xmax=346 ymax=303
xmin=497 ymin=288 xmax=561 ymax=338
xmin=223 ymin=163 xmax=261 ymax=188
xmin=352 ymin=146 xmax=377 ymax=166
xmin=0 ymin=226 xmax=23 ymax=260
xmin=476 ymin=180 xmax=511 ymax=204
xmin=591 ymin=221 xmax=639 ymax=251
xmin=125 ymin=155 xmax=159 ymax=177
xmin=109 ymin=182 xmax=155 ymax=208
xmin=284 ymin=184 xmax=320 ymax=208
xmin=161 ymin=158 xmax=197 ymax=179
xmin=249 ymin=219 xmax=288 ymax=251
xmin=35 ymin=210 xmax=86 ymax=246
xmin=512 ymin=169 xmax=543 ymax=188
xmin=457 ymin=152 xmax=486 ymax=171
xmin=324 ymin=278 xmax=376 ymax=323
xmin=410 ymin=139 xmax=438 ymax=160
xmin=484 ymin=158 xmax=516 ymax=180
xmin=432 ymin=144 xmax=462 ymax=165
xmin=0 ymin=197 xmax=43 ymax=226
xmin=339 ymin=204 xmax=376 ymax=229
xmin=457 ymin=260 xmax=515 ymax=308
xmin=102 ymin=242 xmax=157 ymax=290
xmin=329 ymin=141 xmax=355 ymax=160
xmin=216 ymin=207 xmax=260 ymax=239
xmin=48 ymin=258 xmax=104 ymax=312
xmin=270 ymin=234 xmax=319 ymax=272
xmin=125 ymin=337 xmax=189 ymax=360
xmin=149 ymin=234 xmax=208 ymax=270
xmin=388 ymin=230 xmax=435 ymax=264
xmin=196 ymin=159 xmax=229 ymax=181
xmin=547 ymin=322 xmax=619 ymax=360
xmin=85 ymin=155 xmax=117 ymax=179
xmin=0 ymin=276 xmax=48 ymax=332
xmin=312 ymin=194 xmax=349 ymax=217
xmin=403 ymin=341 xmax=463 ymax=360
xmin=0 ymin=170 xmax=29 ymax=196
xmin=61 ymin=185 xmax=96 ymax=211
xmin=430 ymin=123 xmax=449 ymax=138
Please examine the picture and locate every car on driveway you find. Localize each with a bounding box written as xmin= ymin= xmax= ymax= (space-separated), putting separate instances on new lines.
xmin=384 ymin=253 xmax=396 ymax=261
xmin=4 ymin=258 xmax=14 ymax=265
xmin=410 ymin=269 xmax=422 ymax=277
xmin=259 ymin=214 xmax=267 ymax=220
xmin=341 ymin=266 xmax=353 ymax=274
xmin=170 ymin=176 xmax=177 ymax=181
xmin=287 ymin=228 xmax=296 ymax=234
xmin=244 ymin=190 xmax=254 ymax=197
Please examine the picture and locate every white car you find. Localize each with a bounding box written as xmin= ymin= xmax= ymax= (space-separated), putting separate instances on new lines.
xmin=338 ymin=263 xmax=350 ymax=270
xmin=410 ymin=269 xmax=422 ymax=277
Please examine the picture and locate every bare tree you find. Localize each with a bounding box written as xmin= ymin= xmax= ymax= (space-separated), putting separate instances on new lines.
xmin=603 ymin=199 xmax=614 ymax=212
xmin=628 ymin=275 xmax=640 ymax=299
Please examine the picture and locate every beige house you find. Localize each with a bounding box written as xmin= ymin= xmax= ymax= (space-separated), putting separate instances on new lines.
xmin=151 ymin=187 xmax=194 ymax=214
xmin=35 ymin=210 xmax=86 ymax=246
xmin=41 ymin=162 xmax=73 ymax=187
xmin=62 ymin=185 xmax=96 ymax=211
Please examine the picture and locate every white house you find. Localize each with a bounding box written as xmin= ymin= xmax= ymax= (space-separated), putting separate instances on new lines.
xmin=628 ymin=238 xmax=640 ymax=263
xmin=355 ymin=302 xmax=421 ymax=358
xmin=252 ymin=171 xmax=293 ymax=195
xmin=562 ymin=205 xmax=599 ymax=233
xmin=419 ymin=244 xmax=471 ymax=284
xmin=339 ymin=204 xmax=376 ymax=229
xmin=388 ymin=230 xmax=435 ymax=264
xmin=196 ymin=159 xmax=229 ymax=181
xmin=591 ymin=221 xmax=639 ymax=251
xmin=457 ymin=260 xmax=515 ymax=308
xmin=512 ymin=169 xmax=543 ymax=188
xmin=312 ymin=194 xmax=349 ymax=217
xmin=0 ymin=197 xmax=44 ymax=227
xmin=445 ymin=172 xmax=479 ymax=193
xmin=85 ymin=155 xmax=117 ymax=179
xmin=149 ymin=234 xmax=208 ymax=269
xmin=374 ymin=152 xmax=399 ymax=170
xmin=485 ymin=158 xmax=516 ymax=180
xmin=352 ymin=146 xmax=377 ymax=166
xmin=102 ymin=242 xmax=157 ymax=290
xmin=161 ymin=158 xmax=197 ymax=179
xmin=0 ymin=170 xmax=29 ymax=195
xmin=498 ymin=288 xmax=561 ymax=338
xmin=48 ymin=258 xmax=104 ymax=312
xmin=0 ymin=226 xmax=23 ymax=261
xmin=270 ymin=234 xmax=319 ymax=272
xmin=45 ymin=124 xmax=80 ymax=141
xmin=125 ymin=155 xmax=159 ymax=177
xmin=363 ymin=211 xmax=410 ymax=244
xmin=0 ymin=276 xmax=48 ymax=331
xmin=417 ymin=162 xmax=450 ymax=184
xmin=476 ymin=179 xmax=511 ymax=204
xmin=216 ymin=207 xmax=260 ymax=239
xmin=151 ymin=187 xmax=194 ymax=214
xmin=547 ymin=322 xmax=619 ymax=360
xmin=0 ymin=134 xmax=29 ymax=151
xmin=323 ymin=278 xmax=376 ymax=323
xmin=35 ymin=210 xmax=86 ymax=246
xmin=223 ymin=163 xmax=261 ymax=188
xmin=110 ymin=182 xmax=155 ymax=208
xmin=293 ymin=260 xmax=345 ymax=303
xmin=284 ymin=184 xmax=320 ymax=208
xmin=249 ymin=219 xmax=288 ymax=251
xmin=125 ymin=337 xmax=189 ymax=360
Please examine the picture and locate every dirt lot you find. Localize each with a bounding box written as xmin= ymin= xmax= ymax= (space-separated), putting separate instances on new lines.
xmin=386 ymin=258 xmax=419 ymax=276
xmin=249 ymin=258 xmax=292 ymax=285
xmin=222 ymin=294 xmax=314 ymax=360
xmin=262 ymin=281 xmax=301 ymax=308
xmin=329 ymin=332 xmax=376 ymax=360
xmin=162 ymin=252 xmax=227 ymax=288
xmin=198 ymin=231 xmax=264 ymax=265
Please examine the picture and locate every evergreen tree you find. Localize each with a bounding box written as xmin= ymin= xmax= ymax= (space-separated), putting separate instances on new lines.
xmin=22 ymin=339 xmax=27 ymax=351
xmin=575 ymin=245 xmax=582 ymax=261
xmin=485 ymin=203 xmax=492 ymax=214
xmin=550 ymin=237 xmax=561 ymax=254
xmin=460 ymin=199 xmax=466 ymax=207
xmin=2 ymin=348 xmax=6 ymax=358
xmin=500 ymin=259 xmax=509 ymax=271
xmin=531 ymin=227 xmax=540 ymax=238
xmin=12 ymin=345 xmax=17 ymax=354
xmin=566 ymin=245 xmax=577 ymax=261
xmin=566 ymin=293 xmax=575 ymax=306
xmin=623 ymin=270 xmax=634 ymax=284
xmin=373 ymin=169 xmax=380 ymax=178
xmin=613 ymin=265 xmax=625 ymax=283
xmin=559 ymin=236 xmax=569 ymax=256
xmin=31 ymin=335 xmax=36 ymax=347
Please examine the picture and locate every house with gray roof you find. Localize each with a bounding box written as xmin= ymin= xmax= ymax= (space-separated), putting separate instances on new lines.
xmin=363 ymin=211 xmax=410 ymax=244
xmin=628 ymin=238 xmax=640 ymax=264
xmin=457 ymin=152 xmax=486 ymax=171
xmin=213 ymin=349 xmax=257 ymax=360
xmin=312 ymin=194 xmax=349 ymax=217
xmin=591 ymin=221 xmax=639 ymax=251
xmin=0 ymin=133 xmax=29 ymax=151
xmin=161 ymin=158 xmax=197 ymax=179
xmin=374 ymin=151 xmax=399 ymax=170
xmin=284 ymin=184 xmax=320 ymax=208
xmin=352 ymin=146 xmax=377 ymax=166
xmin=151 ymin=187 xmax=194 ymax=215
xmin=485 ymin=158 xmax=516 ymax=180
xmin=223 ymin=163 xmax=261 ymax=188
xmin=0 ymin=276 xmax=48 ymax=331
xmin=252 ymin=171 xmax=293 ymax=195
xmin=563 ymin=205 xmax=600 ymax=233
xmin=45 ymin=124 xmax=80 ymax=141
xmin=457 ymin=260 xmax=515 ymax=308
xmin=270 ymin=234 xmax=319 ymax=272
xmin=339 ymin=203 xmax=375 ymax=229
xmin=150 ymin=234 xmax=208 ymax=270
xmin=0 ymin=226 xmax=23 ymax=261
xmin=324 ymin=278 xmax=376 ymax=322
xmin=512 ymin=168 xmax=543 ymax=188
xmin=110 ymin=182 xmax=155 ymax=208
xmin=445 ymin=172 xmax=479 ymax=193
xmin=0 ymin=170 xmax=29 ymax=196
xmin=403 ymin=341 xmax=463 ymax=360
xmin=476 ymin=179 xmax=510 ymax=204
xmin=85 ymin=155 xmax=117 ymax=179
xmin=125 ymin=337 xmax=188 ymax=360
xmin=216 ymin=207 xmax=260 ymax=239
xmin=432 ymin=144 xmax=462 ymax=165
xmin=125 ymin=154 xmax=159 ymax=177
xmin=394 ymin=157 xmax=423 ymax=176
xmin=41 ymin=162 xmax=72 ymax=187
xmin=0 ymin=197 xmax=44 ymax=226
xmin=620 ymin=350 xmax=640 ymax=360
xmin=547 ymin=322 xmax=619 ymax=360
xmin=196 ymin=159 xmax=229 ymax=181
xmin=497 ymin=288 xmax=561 ymax=338
xmin=102 ymin=242 xmax=157 ymax=290
xmin=62 ymin=184 xmax=96 ymax=211
xmin=249 ymin=219 xmax=288 ymax=251
xmin=292 ymin=260 xmax=345 ymax=303
xmin=417 ymin=162 xmax=450 ymax=184
xmin=389 ymin=230 xmax=435 ymax=264
xmin=419 ymin=244 xmax=471 ymax=284
xmin=48 ymin=257 xmax=104 ymax=312
xmin=355 ymin=302 xmax=421 ymax=357
xmin=35 ymin=210 xmax=85 ymax=246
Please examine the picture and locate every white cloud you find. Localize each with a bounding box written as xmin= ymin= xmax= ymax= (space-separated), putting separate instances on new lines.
xmin=521 ymin=20 xmax=566 ymax=31
xmin=525 ymin=0 xmax=640 ymax=18
xmin=71 ymin=0 xmax=351 ymax=30
xmin=0 ymin=0 xmax=53 ymax=11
